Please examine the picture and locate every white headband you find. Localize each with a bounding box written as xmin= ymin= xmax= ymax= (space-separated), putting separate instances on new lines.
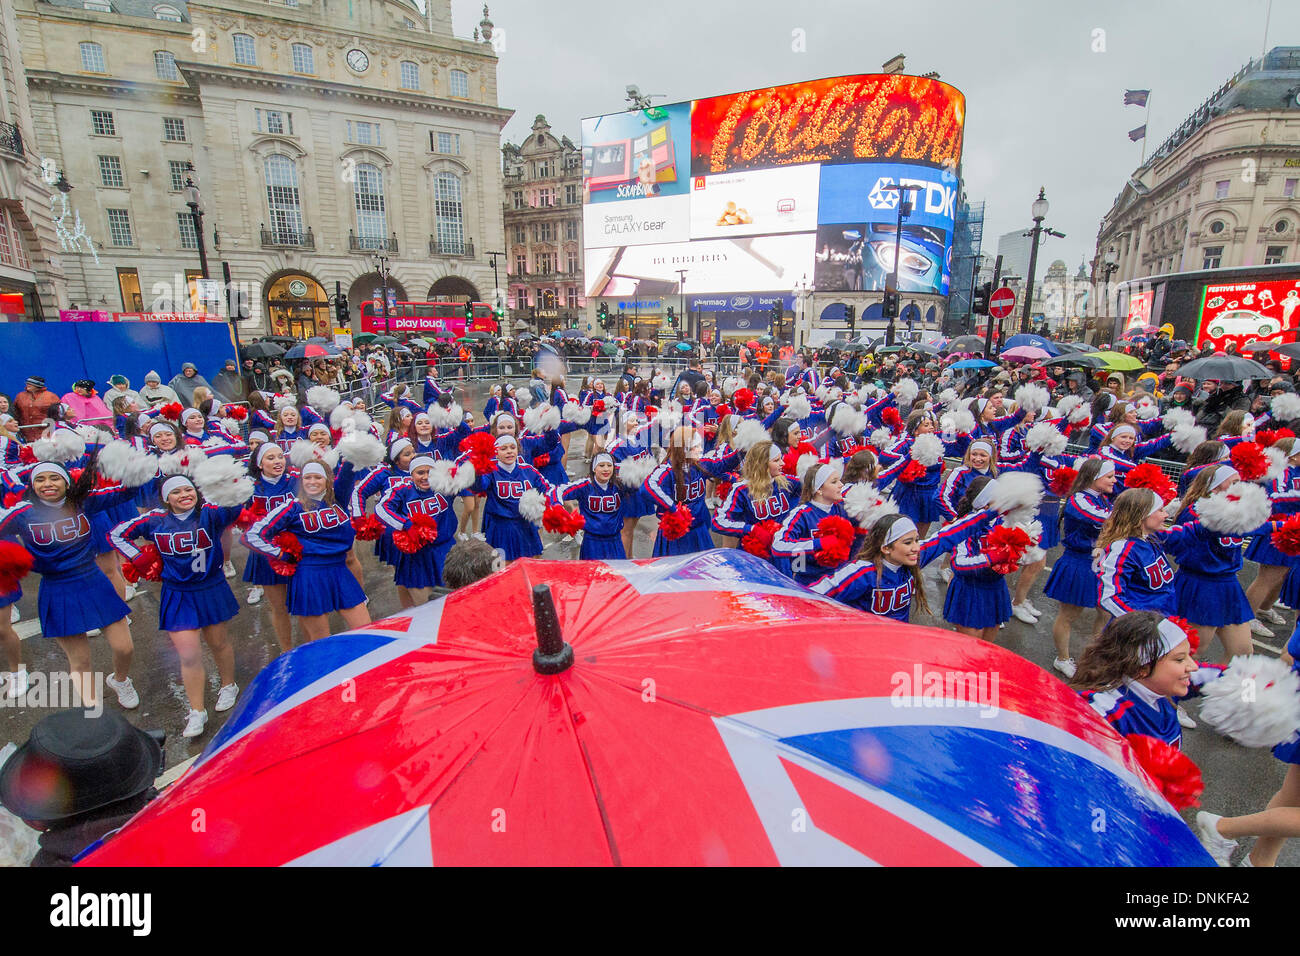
xmin=308 ymin=423 xmax=330 ymax=437
xmin=31 ymin=462 xmax=70 ymax=483
xmin=495 ymin=413 xmax=519 ymax=430
xmin=1210 ymin=465 xmax=1239 ymax=489
xmin=1214 ymin=445 xmax=1231 ymax=462
xmin=1151 ymin=619 xmax=1192 ymax=664
xmin=1095 ymin=460 xmax=1115 ymax=479
xmin=495 ymin=434 xmax=518 ymax=448
xmin=414 ymin=414 xmax=431 ymax=427
xmin=161 ymin=475 xmax=194 ymax=499
xmin=969 ymin=440 xmax=993 ymax=457
xmin=181 ymin=408 xmax=204 ymax=425
xmin=972 ymin=479 xmax=999 ymax=510
xmin=255 ymin=442 xmax=280 ymax=466
xmin=149 ymin=422 xmax=174 ymax=439
xmin=769 ymin=444 xmax=783 ymax=461
xmin=1146 ymin=490 xmax=1166 ymax=517
xmin=975 ymin=398 xmax=989 ymax=414
xmin=135 ymin=413 xmax=151 ymax=429
xmin=727 ymin=414 xmax=742 ymax=431
xmin=302 ymin=462 xmax=327 ymax=480
xmin=248 ymin=430 xmax=270 ymax=444
xmin=409 ymin=455 xmax=436 ymax=471
xmin=1110 ymin=425 xmax=1137 ymax=440
xmin=884 ymin=516 xmax=918 ymax=546
xmin=812 ymin=461 xmax=841 ymax=493
xmin=592 ymin=453 xmax=614 ymax=468
xmin=389 ymin=438 xmax=412 ymax=460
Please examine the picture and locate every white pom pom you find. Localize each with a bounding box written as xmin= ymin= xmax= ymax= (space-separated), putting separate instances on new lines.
xmin=306 ymin=386 xmax=340 ymax=414
xmin=784 ymin=394 xmax=812 ymax=422
xmin=1133 ymin=396 xmax=1159 ymax=421
xmin=830 ymin=404 xmax=866 ymax=437
xmin=562 ymin=402 xmax=592 ymax=425
xmin=1171 ymin=424 xmax=1207 ymax=455
xmin=337 ymin=431 xmax=385 ymax=469
xmin=74 ymin=424 xmax=101 ymax=443
xmin=329 ymin=405 xmax=356 ymax=430
xmin=351 ymin=411 xmax=373 ymax=434
xmin=1270 ymin=392 xmax=1300 ymax=422
xmin=1162 ymin=407 xmax=1195 ymax=431
xmin=1262 ymin=446 xmax=1288 ymax=484
xmin=523 ymin=404 xmax=561 ymax=433
xmin=938 ymin=388 xmax=959 ymax=409
xmin=192 ymin=454 xmax=254 ymax=507
xmin=427 ymin=402 xmax=463 ymax=430
xmin=1013 ymin=384 xmax=1049 ymax=415
xmin=1025 ymin=421 xmax=1068 ymax=456
xmin=518 ymin=487 xmax=546 ymax=525
xmin=1194 ymin=481 xmax=1271 ymax=534
xmin=428 ymin=460 xmax=475 ymax=496
xmin=34 ymin=428 xmax=86 ymax=464
xmin=652 ymin=372 xmax=670 ymax=390
xmin=910 ymin=433 xmax=944 ymax=467
xmin=157 ymin=449 xmax=201 ymax=477
xmin=731 ymin=419 xmax=769 ymax=453
xmin=288 ymin=439 xmax=338 ymax=470
xmin=616 ymin=453 xmax=657 ymax=489
xmin=219 ymin=417 xmax=241 ymax=437
xmin=892 ymin=378 xmax=918 ymax=409
xmin=796 ymin=452 xmax=820 ymax=479
xmin=273 ymin=394 xmax=296 ymax=413
xmin=1056 ymin=395 xmax=1085 ymax=420
xmin=722 ymin=376 xmax=742 ymax=398
xmin=95 ymin=440 xmax=135 ymax=482
xmin=655 ymin=400 xmax=683 ymax=435
xmin=989 ymin=472 xmax=1044 ymax=519
xmin=949 ymin=408 xmax=976 ymax=435
xmin=869 ymin=427 xmax=894 ymax=451
xmin=843 ymin=482 xmax=899 ymax=530
xmin=1199 ymin=655 xmax=1300 ymax=748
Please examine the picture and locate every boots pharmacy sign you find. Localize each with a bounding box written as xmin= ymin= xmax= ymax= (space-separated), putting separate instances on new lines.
xmin=1195 ymin=279 xmax=1300 ymax=351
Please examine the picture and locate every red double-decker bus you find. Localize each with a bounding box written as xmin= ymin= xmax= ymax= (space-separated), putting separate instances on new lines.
xmin=359 ymin=300 xmax=499 ymax=337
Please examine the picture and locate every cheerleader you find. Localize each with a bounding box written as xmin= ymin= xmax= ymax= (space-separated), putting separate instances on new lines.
xmin=109 ymin=476 xmax=240 ymax=738
xmin=383 ymin=405 xmax=414 ymax=446
xmin=1042 ymin=458 xmax=1117 ymax=675
xmin=422 ymin=369 xmax=445 ymax=406
xmin=246 ymin=429 xmax=270 ymax=460
xmin=246 ymin=462 xmax=372 ymax=643
xmin=407 ymin=412 xmax=440 ymax=456
xmin=377 ymin=383 xmax=422 ymax=417
xmin=771 ymin=461 xmax=852 ymax=586
xmin=376 ymin=455 xmax=461 ymax=605
xmin=1088 ymin=400 xmax=1163 ymax=452
xmin=273 ymin=404 xmax=305 ymax=452
xmin=1097 ymin=424 xmax=1173 ymax=478
xmin=0 ymin=462 xmax=139 ymax=709
xmin=606 ymin=411 xmax=658 ymax=558
xmin=944 ymin=477 xmax=1022 ymax=639
xmin=247 ymin=391 xmax=277 ymax=433
xmin=482 ymin=383 xmax=516 ymax=421
xmin=240 ymin=442 xmax=297 ymax=649
xmin=712 ymin=441 xmax=800 ymax=558
xmin=1245 ymin=437 xmax=1300 ymax=630
xmin=965 ymin=394 xmax=1027 ymax=442
xmin=471 ymin=433 xmax=552 ymax=561
xmin=549 ymin=452 xmax=627 ymax=559
xmin=1178 ymin=440 xmax=1229 ymax=496
xmin=644 ymin=426 xmax=740 ymax=557
xmin=1213 ymin=410 xmax=1254 ymax=447
xmin=939 ymin=439 xmax=997 ymax=522
xmin=881 ymin=413 xmax=946 ymax=536
xmin=349 ymin=437 xmax=416 ymax=570
xmin=1096 ymin=488 xmax=1177 ymax=619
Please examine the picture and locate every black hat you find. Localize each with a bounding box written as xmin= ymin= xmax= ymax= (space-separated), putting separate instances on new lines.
xmin=0 ymin=709 xmax=163 ymax=823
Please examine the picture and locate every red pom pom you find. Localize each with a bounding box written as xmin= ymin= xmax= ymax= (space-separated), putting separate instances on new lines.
xmin=1273 ymin=514 xmax=1300 ymax=556
xmin=3 ymin=491 xmax=22 ymax=509
xmin=18 ymin=445 xmax=35 ymax=465
xmin=782 ymin=441 xmax=819 ymax=478
xmin=542 ymin=505 xmax=585 ymax=535
xmin=645 ymin=405 xmax=659 ymax=420
xmin=1123 ymin=463 xmax=1177 ymax=503
xmin=532 ymin=452 xmax=551 ymax=469
xmin=715 ymin=404 xmax=732 ymax=419
xmin=120 ymin=559 xmax=139 ymax=584
xmin=592 ymin=399 xmax=606 ymax=416
xmin=897 ymin=460 xmax=927 ymax=484
xmin=236 ymin=502 xmax=267 ymax=531
xmin=392 ymin=528 xmax=422 ymax=554
xmin=1256 ymin=428 xmax=1294 ymax=448
xmin=129 ymin=543 xmax=163 ymax=582
xmin=814 ymin=536 xmax=851 ymax=567
xmin=983 ymin=524 xmax=1033 ymax=574
xmin=458 ymin=432 xmax=496 ymax=476
xmin=269 ymin=532 xmax=302 ymax=574
xmin=816 ymin=515 xmax=856 ymax=551
xmin=1230 ymin=441 xmax=1269 ymax=481
xmin=741 ymin=520 xmax=780 ymax=559
xmin=732 ymin=389 xmax=754 ymax=412
xmin=225 ymin=405 xmax=248 ymax=421
xmin=1166 ymin=616 xmax=1200 ymax=656
xmin=350 ymin=514 xmax=384 ymax=541
xmin=658 ymin=504 xmax=693 ymax=541
xmin=715 ymin=479 xmax=733 ymax=502
xmin=0 ymin=540 xmax=35 ymax=594
xmin=159 ymin=402 xmax=183 ymax=421
xmin=1049 ymin=467 xmax=1078 ymax=497
xmin=1124 ymin=734 xmax=1204 ymax=810
xmin=882 ymin=407 xmax=903 ymax=431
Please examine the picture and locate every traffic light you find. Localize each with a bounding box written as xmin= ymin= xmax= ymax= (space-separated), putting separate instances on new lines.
xmin=463 ymin=298 xmax=474 ymax=320
xmin=334 ymin=293 xmax=348 ymax=328
xmin=229 ymin=286 xmax=251 ymax=323
xmin=846 ymin=304 xmax=856 ymax=335
xmin=597 ymin=303 xmax=609 ymax=328
xmin=494 ymin=299 xmax=505 ymax=321
xmin=971 ymin=282 xmax=992 ymax=315
xmin=769 ymin=300 xmax=781 ymax=331
xmin=882 ymin=291 xmax=900 ymax=319
xmin=666 ymin=306 xmax=676 ymax=328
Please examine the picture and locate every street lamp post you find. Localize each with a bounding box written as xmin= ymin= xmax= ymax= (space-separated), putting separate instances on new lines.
xmin=1020 ymin=187 xmax=1065 ymax=334
xmin=675 ymin=268 xmax=688 ymax=341
xmin=485 ymin=249 xmax=505 ymax=324
xmin=1101 ymin=246 xmax=1120 ymax=329
xmin=372 ymin=253 xmax=390 ymax=336
xmin=182 ymin=164 xmax=209 ymax=317
xmin=883 ymin=183 xmax=922 ymax=346
xmin=792 ymin=274 xmax=811 ymax=350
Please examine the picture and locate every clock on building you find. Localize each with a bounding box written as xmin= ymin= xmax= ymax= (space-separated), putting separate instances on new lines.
xmin=346 ymin=49 xmax=369 ymax=73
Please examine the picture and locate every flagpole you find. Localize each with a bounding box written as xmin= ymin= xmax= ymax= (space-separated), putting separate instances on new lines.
xmin=1140 ymin=92 xmax=1151 ymax=165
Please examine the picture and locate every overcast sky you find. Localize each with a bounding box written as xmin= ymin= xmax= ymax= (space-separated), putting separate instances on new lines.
xmin=450 ymin=0 xmax=1298 ymax=278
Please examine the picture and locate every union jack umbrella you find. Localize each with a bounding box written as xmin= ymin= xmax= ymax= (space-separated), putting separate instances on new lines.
xmin=82 ymin=551 xmax=1212 ymax=866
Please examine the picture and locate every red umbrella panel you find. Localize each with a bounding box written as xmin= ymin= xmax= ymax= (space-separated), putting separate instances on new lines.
xmin=80 ymin=551 xmax=1212 ymax=866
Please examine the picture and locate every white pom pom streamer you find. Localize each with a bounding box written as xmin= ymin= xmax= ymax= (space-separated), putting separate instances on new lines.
xmin=288 ymin=439 xmax=339 ymax=470
xmin=1170 ymin=424 xmax=1208 ymax=455
xmin=732 ymin=419 xmax=770 ymax=453
xmin=96 ymin=441 xmax=158 ymax=487
xmin=1013 ymin=384 xmax=1049 ymax=415
xmin=336 ymin=431 xmax=385 ymax=469
xmin=784 ymin=394 xmax=812 ymax=422
xmin=1162 ymin=407 xmax=1195 ymax=431
xmin=989 ymin=472 xmax=1044 ymax=522
xmin=518 ymin=487 xmax=546 ymax=526
xmin=652 ymin=372 xmax=670 ymax=391
xmin=34 ymin=428 xmax=86 ymax=464
xmin=938 ymin=387 xmax=959 ymax=409
xmin=427 ymin=402 xmax=463 ymax=431
xmin=157 ymin=449 xmax=202 ymax=477
xmin=1199 ymin=655 xmax=1300 ymax=748
xmin=830 ymin=404 xmax=866 ymax=437
xmin=869 ymin=427 xmax=894 ymax=451
xmin=561 ymin=403 xmax=592 ymax=426
xmin=1133 ymin=396 xmax=1159 ymax=421
xmin=892 ymin=378 xmax=918 ymax=409
xmin=306 ymin=386 xmax=340 ymax=415
xmin=273 ymin=394 xmax=296 ymax=413
xmin=329 ymin=405 xmax=357 ymax=430
xmin=1263 ymin=446 xmax=1288 ymax=484
xmin=1194 ymin=481 xmax=1271 ymax=535
xmin=843 ymin=482 xmax=899 ymax=531
xmin=192 ymin=454 xmax=254 ymax=507
xmin=722 ymin=376 xmax=742 ymax=398
xmin=1025 ymin=421 xmax=1068 ymax=456
xmin=427 ymin=460 xmax=475 ymax=496
xmin=616 ymin=453 xmax=657 ymax=489
xmin=1270 ymin=392 xmax=1300 ymax=422
xmin=910 ymin=433 xmax=944 ymax=467
xmin=795 ymin=452 xmax=821 ymax=479
xmin=949 ymin=408 xmax=976 ymax=436
xmin=523 ymin=404 xmax=561 ymax=433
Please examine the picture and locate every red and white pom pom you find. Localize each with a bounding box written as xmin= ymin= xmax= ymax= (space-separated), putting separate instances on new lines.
xmin=157 ymin=448 xmax=202 ymax=477
xmin=731 ymin=419 xmax=770 ymax=453
xmin=1133 ymin=395 xmax=1160 ymax=421
xmin=427 ymin=459 xmax=475 ymax=496
xmin=427 ymin=401 xmax=464 ymax=431
xmin=843 ymin=482 xmax=899 ymax=531
xmin=34 ymin=428 xmax=86 ymax=464
xmin=1198 ymin=655 xmax=1300 ymax=748
xmin=1125 ymin=734 xmax=1203 ymax=810
xmin=616 ymin=454 xmax=657 ymax=490
xmin=337 ymin=431 xmax=384 ymax=469
xmin=306 ymin=386 xmax=340 ymax=415
xmin=987 ymin=472 xmax=1044 ymax=522
xmin=458 ymin=432 xmax=495 ymax=476
xmin=97 ymin=440 xmax=160 ymax=487
xmin=1271 ymin=392 xmax=1300 ymax=422
xmin=1230 ymin=441 xmax=1269 ymax=481
xmin=517 ymin=487 xmax=546 ymax=526
xmin=910 ymin=433 xmax=944 ymax=468
xmin=1025 ymin=421 xmax=1067 ymax=456
xmin=193 ymin=454 xmax=254 ymax=507
xmin=561 ymin=402 xmax=592 ymax=426
xmin=1194 ymin=481 xmax=1272 ymax=535
xmin=1013 ymin=383 xmax=1049 ymax=415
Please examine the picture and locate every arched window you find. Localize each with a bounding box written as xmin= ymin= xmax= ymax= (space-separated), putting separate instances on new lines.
xmin=433 ymin=173 xmax=464 ymax=254
xmin=153 ymin=4 xmax=182 ymax=20
xmin=353 ymin=164 xmax=387 ymax=249
xmin=264 ymin=155 xmax=304 ymax=244
xmin=154 ymin=50 xmax=179 ymax=80
xmin=399 ymin=61 xmax=419 ymax=90
xmin=79 ymin=42 xmax=106 ymax=73
xmin=232 ymin=33 xmax=257 ymax=66
xmin=449 ymin=69 xmax=469 ymax=97
xmin=291 ymin=43 xmax=314 ymax=75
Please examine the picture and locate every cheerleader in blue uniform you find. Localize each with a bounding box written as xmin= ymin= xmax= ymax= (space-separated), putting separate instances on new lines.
xmin=549 ymin=453 xmax=627 ymax=560
xmin=350 ymin=437 xmax=416 ymax=567
xmin=713 ymin=441 xmax=801 ymax=567
xmin=1097 ymin=488 xmax=1177 ymax=619
xmin=482 ymin=383 xmax=518 ymax=421
xmin=110 ymin=475 xmax=241 ymax=738
xmin=1097 ymin=424 xmax=1173 ymax=479
xmin=422 ymin=370 xmax=445 ymax=407
xmin=644 ymin=426 xmax=741 ymax=557
xmin=771 ymin=461 xmax=853 ymax=585
xmin=241 ymin=442 xmax=298 ymax=650
xmin=965 ymin=395 xmax=1027 ymax=443
xmin=273 ymin=404 xmax=306 ymax=452
xmin=606 ymin=412 xmax=658 ymax=558
xmin=246 ymin=461 xmax=371 ymax=643
xmin=1087 ymin=400 xmax=1163 ymax=453
xmin=1042 ymin=458 xmax=1117 ymax=676
xmin=1245 ymin=436 xmax=1300 ymax=630
xmin=1177 ymin=440 xmax=1229 ymax=496
xmin=0 ymin=462 xmax=139 ymax=710
xmin=884 ymin=412 xmax=946 ymax=536
xmin=813 ymin=510 xmax=992 ymax=621
xmin=408 ymin=412 xmax=440 ymax=457
xmin=378 ymin=383 xmax=423 ymax=417
xmin=943 ymin=477 xmax=1022 ymax=639
xmin=376 ymin=455 xmax=460 ymax=605
xmin=939 ymin=439 xmax=997 ymax=522
xmin=472 ymin=434 xmax=553 ymax=560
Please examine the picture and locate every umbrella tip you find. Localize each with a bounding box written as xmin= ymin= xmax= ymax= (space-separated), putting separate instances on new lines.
xmin=531 ymin=584 xmax=574 ymax=675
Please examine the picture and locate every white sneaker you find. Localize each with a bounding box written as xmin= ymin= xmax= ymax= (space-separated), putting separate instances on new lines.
xmin=1260 ymin=607 xmax=1287 ymax=626
xmin=1053 ymin=658 xmax=1077 ymax=678
xmin=1249 ymin=619 xmax=1275 ymax=638
xmin=1195 ymin=811 xmax=1238 ymax=866
xmin=939 ymin=568 xmax=953 ymax=584
xmin=123 ymin=583 xmax=138 ymax=601
xmin=246 ymin=586 xmax=263 ymax=606
xmin=1012 ymin=603 xmax=1038 ymax=624
xmin=1177 ymin=705 xmax=1196 ymax=729
xmin=9 ymin=605 xmax=18 ymax=624
xmin=472 ymin=532 xmax=486 ymax=541
xmin=223 ymin=560 xmax=236 ymax=579
xmin=105 ymin=674 xmax=139 ymax=709
xmin=2 ymin=667 xmax=27 ymax=700
xmin=215 ymin=682 xmax=239 ymax=713
xmin=1023 ymin=600 xmax=1043 ymax=616
xmin=1276 ymin=599 xmax=1293 ymax=611
xmin=182 ymin=708 xmax=208 ymax=738
xmin=86 ymin=627 xmax=101 ymax=636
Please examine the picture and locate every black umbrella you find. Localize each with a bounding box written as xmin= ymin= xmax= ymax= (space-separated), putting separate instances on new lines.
xmin=1176 ymin=355 xmax=1274 ymax=380
xmin=241 ymin=342 xmax=285 ymax=359
xmin=905 ymin=342 xmax=940 ymax=355
xmin=1262 ymin=343 xmax=1300 ymax=359
xmin=1063 ymin=341 xmax=1099 ymax=352
xmin=1241 ymin=340 xmax=1294 ymax=355
xmin=948 ymin=335 xmax=986 ymax=352
xmin=260 ymin=335 xmax=297 ymax=345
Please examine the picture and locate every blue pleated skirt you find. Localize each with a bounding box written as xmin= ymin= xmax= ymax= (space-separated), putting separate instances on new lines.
xmin=580 ymin=533 xmax=626 ymax=561
xmin=943 ymin=574 xmax=1012 ymax=629
xmin=652 ymin=522 xmax=713 ymax=557
xmin=538 ymin=460 xmax=569 ymax=488
xmin=619 ymin=485 xmax=657 ymax=520
xmin=159 ymin=577 xmax=240 ymax=632
xmin=1042 ymin=549 xmax=1096 ymax=607
xmin=485 ymin=515 xmax=543 ymax=561
xmin=1246 ymin=532 xmax=1297 ymax=568
xmin=38 ymin=566 xmax=131 ymax=639
xmin=242 ymin=550 xmax=289 ymax=587
xmin=1283 ymin=567 xmax=1300 ymax=608
xmin=1037 ymin=500 xmax=1062 ymax=550
xmin=286 ymin=557 xmax=366 ymax=616
xmin=394 ymin=541 xmax=452 ymax=589
xmin=894 ymin=483 xmax=942 ymax=525
xmin=1174 ymin=571 xmax=1254 ymax=627
xmin=1273 ymin=733 xmax=1300 ymax=765
xmin=374 ymin=529 xmax=400 ymax=566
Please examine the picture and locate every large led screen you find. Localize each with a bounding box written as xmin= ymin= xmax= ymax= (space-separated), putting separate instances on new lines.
xmin=582 ymin=73 xmax=965 ymax=299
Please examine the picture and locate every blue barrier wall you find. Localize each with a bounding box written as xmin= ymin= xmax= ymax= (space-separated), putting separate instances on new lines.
xmin=0 ymin=322 xmax=238 ymax=400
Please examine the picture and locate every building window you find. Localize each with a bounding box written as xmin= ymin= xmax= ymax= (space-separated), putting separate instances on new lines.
xmin=539 ymin=188 xmax=554 ymax=206
xmin=1285 ymin=179 xmax=1298 ymax=199
xmin=1215 ymin=180 xmax=1230 ymax=199
xmin=97 ymin=155 xmax=124 ymax=187
xmin=564 ymin=220 xmax=578 ymax=241
xmin=91 ymin=110 xmax=115 ymax=136
xmin=163 ymin=117 xmax=187 ymax=141
xmin=106 ymin=208 xmax=133 ymax=246
xmin=565 ymin=184 xmax=579 ymax=205
xmin=177 ymin=211 xmax=198 ymax=249
xmin=154 ymin=5 xmax=183 ymax=20
xmin=567 ymin=252 xmax=578 ymax=273
xmin=232 ymin=33 xmax=257 ymax=66
xmin=535 ymin=160 xmax=552 ymax=178
xmin=1265 ymin=245 xmax=1288 ymax=265
xmin=435 ymin=131 xmax=460 ymax=154
xmin=284 ymin=0 xmax=298 ymax=6
xmin=84 ymin=0 xmax=111 ymax=11
xmin=534 ymin=222 xmax=554 ymax=242
xmin=255 ymin=109 xmax=293 ymax=135
xmin=0 ymin=208 xmax=31 ymax=269
xmin=291 ymin=43 xmax=314 ymax=75
xmin=399 ymin=61 xmax=419 ymax=90
xmin=449 ymin=69 xmax=469 ymax=97
xmin=168 ymin=159 xmax=189 ymax=192
xmin=536 ymin=253 xmax=553 ymax=274
xmin=433 ymin=172 xmax=464 ymax=254
xmin=154 ymin=50 xmax=179 ymax=80
xmin=353 ymin=163 xmax=387 ymax=247
xmin=117 ymin=268 xmax=143 ymax=311
xmin=567 ymin=288 xmax=578 ymax=309
xmin=79 ymin=42 xmax=106 ymax=73
xmin=1209 ymin=220 xmax=1225 ymax=234
xmin=347 ymin=120 xmax=380 ymax=145
xmin=515 ymin=254 xmax=527 ymax=276
xmin=1276 ymin=220 xmax=1291 ymax=234
xmin=512 ymin=190 xmax=524 ymax=210
xmin=513 ymin=225 xmax=525 ymax=244
xmin=1203 ymin=246 xmax=1224 ymax=269
xmin=404 ymin=18 xmax=415 ymax=29
xmin=264 ymin=154 xmax=304 ymax=242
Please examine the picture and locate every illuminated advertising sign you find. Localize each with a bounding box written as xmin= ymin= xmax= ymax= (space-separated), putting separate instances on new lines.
xmin=1125 ymin=290 xmax=1154 ymax=332
xmin=1195 ymin=278 xmax=1300 ymax=351
xmin=582 ymin=73 xmax=965 ymax=302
